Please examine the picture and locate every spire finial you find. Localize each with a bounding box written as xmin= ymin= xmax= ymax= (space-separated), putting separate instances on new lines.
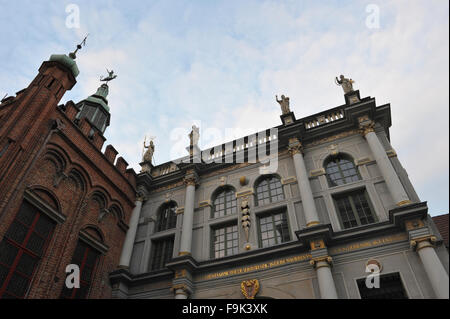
xmin=69 ymin=34 xmax=89 ymax=60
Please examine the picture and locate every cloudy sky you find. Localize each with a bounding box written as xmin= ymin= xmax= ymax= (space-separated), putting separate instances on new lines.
xmin=0 ymin=0 xmax=448 ymax=216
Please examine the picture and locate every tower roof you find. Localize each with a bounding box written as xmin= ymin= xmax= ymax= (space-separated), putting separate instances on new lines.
xmin=85 ymin=83 xmax=110 ymax=112
xmin=49 ymin=54 xmax=80 ymax=78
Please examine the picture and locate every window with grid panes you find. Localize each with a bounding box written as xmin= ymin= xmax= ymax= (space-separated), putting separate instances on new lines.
xmin=257 ymin=210 xmax=290 ymax=248
xmin=334 ymin=190 xmax=376 ymax=229
xmin=149 ymin=237 xmax=174 ymax=271
xmin=255 ymin=176 xmax=284 ymax=206
xmin=60 ymin=240 xmax=101 ymax=299
xmin=212 ymin=188 xmax=237 ymax=218
xmin=156 ymin=202 xmax=177 ymax=232
xmin=0 ymin=201 xmax=56 ymax=299
xmin=212 ymin=224 xmax=239 ymax=258
xmin=325 ymin=155 xmax=361 ymax=187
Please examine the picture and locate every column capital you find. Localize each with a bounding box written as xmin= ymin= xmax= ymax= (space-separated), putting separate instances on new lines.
xmin=310 ymin=256 xmax=333 ymax=269
xmin=358 ymin=116 xmax=375 ymax=136
xmin=288 ymin=137 xmax=303 ymax=155
xmin=170 ymin=283 xmax=190 ymax=296
xmin=184 ymin=169 xmax=199 ymax=187
xmin=410 ymin=235 xmax=438 ymax=252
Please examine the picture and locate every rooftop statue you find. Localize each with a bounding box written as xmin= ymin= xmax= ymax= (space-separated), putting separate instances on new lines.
xmin=100 ymin=69 xmax=117 ymax=83
xmin=276 ymin=94 xmax=290 ymax=115
xmin=142 ymin=138 xmax=155 ymax=163
xmin=335 ymin=74 xmax=355 ymax=94
xmin=189 ymin=125 xmax=200 ymax=147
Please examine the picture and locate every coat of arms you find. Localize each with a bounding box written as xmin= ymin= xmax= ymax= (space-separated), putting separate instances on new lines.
xmin=240 ymin=279 xmax=260 ymax=299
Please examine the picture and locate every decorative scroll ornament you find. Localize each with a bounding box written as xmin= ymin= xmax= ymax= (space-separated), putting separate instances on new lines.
xmin=241 ymin=279 xmax=260 ymax=299
xmin=241 ymin=199 xmax=251 ymax=242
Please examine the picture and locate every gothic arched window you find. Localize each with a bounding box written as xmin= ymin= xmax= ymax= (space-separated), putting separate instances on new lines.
xmin=212 ymin=187 xmax=237 ymax=218
xmin=325 ymin=155 xmax=360 ymax=187
xmin=255 ymin=175 xmax=284 ymax=206
xmin=156 ymin=202 xmax=177 ymax=232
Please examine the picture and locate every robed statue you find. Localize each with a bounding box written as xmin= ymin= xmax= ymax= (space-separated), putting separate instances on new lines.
xmin=189 ymin=125 xmax=200 ymax=147
xmin=335 ymin=75 xmax=354 ymax=94
xmin=276 ymin=94 xmax=290 ymax=115
xmin=142 ymin=139 xmax=155 ymax=163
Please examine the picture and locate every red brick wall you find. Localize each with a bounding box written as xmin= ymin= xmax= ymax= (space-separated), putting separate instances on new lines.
xmin=0 ymin=58 xmax=136 ymax=299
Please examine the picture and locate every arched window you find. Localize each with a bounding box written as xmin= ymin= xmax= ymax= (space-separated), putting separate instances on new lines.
xmin=255 ymin=175 xmax=284 ymax=206
xmin=325 ymin=154 xmax=360 ymax=187
xmin=212 ymin=187 xmax=237 ymax=218
xmin=156 ymin=202 xmax=177 ymax=232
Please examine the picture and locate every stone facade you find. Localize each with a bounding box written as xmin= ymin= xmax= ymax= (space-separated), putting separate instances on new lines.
xmin=110 ymin=91 xmax=449 ymax=299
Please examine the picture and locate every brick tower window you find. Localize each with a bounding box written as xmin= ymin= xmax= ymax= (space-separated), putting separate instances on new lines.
xmin=60 ymin=240 xmax=101 ymax=299
xmin=0 ymin=201 xmax=56 ymax=299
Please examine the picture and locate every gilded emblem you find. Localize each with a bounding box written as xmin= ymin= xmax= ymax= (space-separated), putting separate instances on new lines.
xmin=240 ymin=279 xmax=260 ymax=299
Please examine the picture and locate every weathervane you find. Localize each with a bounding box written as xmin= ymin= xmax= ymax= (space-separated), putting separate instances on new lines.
xmin=100 ymin=68 xmax=118 ymax=84
xmin=69 ymin=34 xmax=89 ymax=60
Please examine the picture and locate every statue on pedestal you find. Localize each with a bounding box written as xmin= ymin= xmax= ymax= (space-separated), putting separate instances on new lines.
xmin=189 ymin=125 xmax=200 ymax=148
xmin=142 ymin=137 xmax=155 ymax=163
xmin=276 ymin=94 xmax=290 ymax=114
xmin=335 ymin=75 xmax=355 ymax=94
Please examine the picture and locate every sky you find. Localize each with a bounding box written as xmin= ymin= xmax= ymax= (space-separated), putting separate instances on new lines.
xmin=0 ymin=0 xmax=448 ymax=216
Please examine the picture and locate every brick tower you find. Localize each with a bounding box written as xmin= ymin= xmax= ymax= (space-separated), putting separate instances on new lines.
xmin=0 ymin=48 xmax=136 ymax=298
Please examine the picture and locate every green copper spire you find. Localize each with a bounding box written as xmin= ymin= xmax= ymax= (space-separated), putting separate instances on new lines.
xmin=85 ymin=83 xmax=110 ymax=112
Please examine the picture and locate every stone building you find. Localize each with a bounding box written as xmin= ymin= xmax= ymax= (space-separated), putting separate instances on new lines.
xmin=0 ymin=50 xmax=136 ymax=298
xmin=110 ymin=88 xmax=449 ymax=299
xmin=0 ymin=47 xmax=448 ymax=299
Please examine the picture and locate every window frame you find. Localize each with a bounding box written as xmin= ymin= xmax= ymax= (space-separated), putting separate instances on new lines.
xmin=211 ymin=187 xmax=237 ymax=218
xmin=148 ymin=236 xmax=174 ymax=271
xmin=60 ymin=240 xmax=101 ymax=299
xmin=255 ymin=175 xmax=285 ymax=206
xmin=325 ymin=154 xmax=361 ymax=187
xmin=210 ymin=223 xmax=239 ymax=259
xmin=333 ymin=188 xmax=377 ymax=230
xmin=0 ymin=201 xmax=56 ymax=299
xmin=356 ymin=272 xmax=408 ymax=299
xmin=156 ymin=202 xmax=178 ymax=232
xmin=256 ymin=208 xmax=291 ymax=249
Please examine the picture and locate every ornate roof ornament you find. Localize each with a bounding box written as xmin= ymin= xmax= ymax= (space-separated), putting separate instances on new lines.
xmin=69 ymin=34 xmax=88 ymax=60
xmin=100 ymin=68 xmax=118 ymax=84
